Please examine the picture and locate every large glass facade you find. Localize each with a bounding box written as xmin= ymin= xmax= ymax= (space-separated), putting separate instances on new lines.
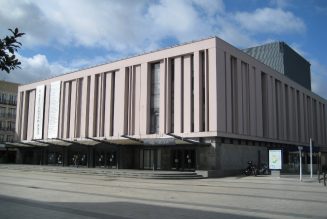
xmin=150 ymin=63 xmax=160 ymax=134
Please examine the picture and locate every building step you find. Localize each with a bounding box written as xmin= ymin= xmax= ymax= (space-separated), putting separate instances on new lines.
xmin=0 ymin=164 xmax=205 ymax=179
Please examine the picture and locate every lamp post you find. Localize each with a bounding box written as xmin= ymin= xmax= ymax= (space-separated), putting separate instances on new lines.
xmin=298 ymin=146 xmax=303 ymax=182
xmin=310 ymin=138 xmax=313 ymax=178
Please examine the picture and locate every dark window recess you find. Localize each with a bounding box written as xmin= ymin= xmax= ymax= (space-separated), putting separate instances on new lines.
xmin=150 ymin=63 xmax=160 ymax=134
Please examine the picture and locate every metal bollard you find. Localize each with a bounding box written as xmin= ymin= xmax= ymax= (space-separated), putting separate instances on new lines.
xmin=324 ymin=173 xmax=326 ymax=187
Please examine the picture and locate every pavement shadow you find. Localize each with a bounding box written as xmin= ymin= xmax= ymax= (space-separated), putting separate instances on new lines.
xmin=0 ymin=194 xmax=265 ymax=219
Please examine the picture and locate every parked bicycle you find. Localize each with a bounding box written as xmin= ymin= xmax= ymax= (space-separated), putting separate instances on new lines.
xmin=258 ymin=163 xmax=270 ymax=175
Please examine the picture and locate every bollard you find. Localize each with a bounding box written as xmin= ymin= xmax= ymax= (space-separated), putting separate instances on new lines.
xmin=324 ymin=173 xmax=326 ymax=187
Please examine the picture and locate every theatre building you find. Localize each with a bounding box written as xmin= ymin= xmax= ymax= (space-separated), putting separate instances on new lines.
xmin=10 ymin=37 xmax=327 ymax=176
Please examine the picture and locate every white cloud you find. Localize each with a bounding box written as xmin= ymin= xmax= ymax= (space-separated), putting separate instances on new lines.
xmin=44 ymin=0 xmax=149 ymax=51
xmin=2 ymin=0 xmax=321 ymax=96
xmin=0 ymin=0 xmax=61 ymax=47
xmin=192 ymin=0 xmax=225 ymax=16
xmin=234 ymin=8 xmax=305 ymax=34
xmin=215 ymin=20 xmax=257 ymax=48
xmin=0 ymin=54 xmax=72 ymax=84
xmin=0 ymin=0 xmax=306 ymax=52
xmin=0 ymin=0 xmax=150 ymax=52
xmin=0 ymin=0 xmax=226 ymax=52
xmin=146 ymin=0 xmax=210 ymax=42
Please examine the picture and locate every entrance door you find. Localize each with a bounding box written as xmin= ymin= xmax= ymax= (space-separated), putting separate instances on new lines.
xmin=95 ymin=152 xmax=105 ymax=167
xmin=171 ymin=149 xmax=196 ymax=170
xmin=184 ymin=150 xmax=195 ymax=170
xmin=69 ymin=152 xmax=87 ymax=167
xmin=171 ymin=150 xmax=182 ymax=170
xmin=107 ymin=151 xmax=117 ymax=168
xmin=48 ymin=152 xmax=63 ymax=165
xmin=143 ymin=149 xmax=154 ymax=170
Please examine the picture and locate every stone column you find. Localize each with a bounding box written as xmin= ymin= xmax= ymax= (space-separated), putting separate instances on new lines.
xmin=63 ymin=147 xmax=69 ymax=166
xmin=15 ymin=148 xmax=23 ymax=164
xmin=88 ymin=147 xmax=95 ymax=168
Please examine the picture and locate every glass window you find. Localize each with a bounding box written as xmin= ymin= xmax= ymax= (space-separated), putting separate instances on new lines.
xmin=150 ymin=63 xmax=160 ymax=134
xmin=0 ymin=93 xmax=6 ymax=103
xmin=8 ymin=94 xmax=17 ymax=105
xmin=6 ymin=135 xmax=13 ymax=142
xmin=8 ymin=108 xmax=16 ymax=118
xmin=7 ymin=121 xmax=15 ymax=131
xmin=0 ymin=107 xmax=6 ymax=117
xmin=0 ymin=121 xmax=5 ymax=130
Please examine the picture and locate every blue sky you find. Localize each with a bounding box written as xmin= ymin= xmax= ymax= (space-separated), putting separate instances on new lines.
xmin=1 ymin=0 xmax=327 ymax=98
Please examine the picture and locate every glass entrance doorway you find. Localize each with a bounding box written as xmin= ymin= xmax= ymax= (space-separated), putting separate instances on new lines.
xmin=69 ymin=152 xmax=87 ymax=167
xmin=95 ymin=152 xmax=105 ymax=167
xmin=95 ymin=151 xmax=117 ymax=168
xmin=107 ymin=151 xmax=117 ymax=168
xmin=143 ymin=149 xmax=154 ymax=169
xmin=48 ymin=152 xmax=63 ymax=165
xmin=171 ymin=149 xmax=196 ymax=170
xmin=171 ymin=150 xmax=182 ymax=170
xmin=142 ymin=149 xmax=161 ymax=170
xmin=184 ymin=149 xmax=196 ymax=170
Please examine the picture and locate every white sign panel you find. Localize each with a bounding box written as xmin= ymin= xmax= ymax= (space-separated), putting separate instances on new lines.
xmin=33 ymin=85 xmax=45 ymax=139
xmin=48 ymin=81 xmax=61 ymax=139
xmin=269 ymin=150 xmax=282 ymax=170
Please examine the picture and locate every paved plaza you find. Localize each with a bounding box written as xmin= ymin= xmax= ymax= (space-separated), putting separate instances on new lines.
xmin=0 ymin=165 xmax=326 ymax=219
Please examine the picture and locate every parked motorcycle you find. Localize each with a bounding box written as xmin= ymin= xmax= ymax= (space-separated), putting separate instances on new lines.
xmin=242 ymin=161 xmax=258 ymax=176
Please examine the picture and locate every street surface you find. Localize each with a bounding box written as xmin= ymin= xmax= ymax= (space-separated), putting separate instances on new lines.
xmin=0 ymin=165 xmax=326 ymax=219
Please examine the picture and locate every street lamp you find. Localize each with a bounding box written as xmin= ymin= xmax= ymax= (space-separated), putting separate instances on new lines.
xmin=298 ymin=146 xmax=303 ymax=181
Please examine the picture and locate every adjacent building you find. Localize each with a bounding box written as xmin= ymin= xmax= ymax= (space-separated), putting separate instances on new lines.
xmin=0 ymin=80 xmax=19 ymax=163
xmin=243 ymin=42 xmax=312 ymax=90
xmin=9 ymin=37 xmax=327 ymax=176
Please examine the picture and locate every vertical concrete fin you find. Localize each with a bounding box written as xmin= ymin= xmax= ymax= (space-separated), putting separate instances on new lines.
xmin=174 ymin=57 xmax=182 ymax=133
xmin=159 ymin=60 xmax=166 ymax=134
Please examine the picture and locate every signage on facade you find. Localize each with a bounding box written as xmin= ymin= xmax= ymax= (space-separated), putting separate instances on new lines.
xmin=48 ymin=81 xmax=61 ymax=139
xmin=33 ymin=85 xmax=45 ymax=139
xmin=269 ymin=149 xmax=282 ymax=170
xmin=143 ymin=138 xmax=176 ymax=145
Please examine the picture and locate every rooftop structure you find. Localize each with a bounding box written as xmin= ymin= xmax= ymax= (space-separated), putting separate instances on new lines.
xmin=243 ymin=41 xmax=311 ymax=90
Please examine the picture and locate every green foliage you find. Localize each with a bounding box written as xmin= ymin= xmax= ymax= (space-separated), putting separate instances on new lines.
xmin=0 ymin=28 xmax=25 ymax=73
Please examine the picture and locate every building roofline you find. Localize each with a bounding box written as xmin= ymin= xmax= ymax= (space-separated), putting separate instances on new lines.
xmin=0 ymin=79 xmax=21 ymax=86
xmin=243 ymin=41 xmax=284 ymax=50
xmin=18 ymin=36 xmax=325 ymax=102
xmin=243 ymin=41 xmax=311 ymax=65
xmin=24 ymin=36 xmax=217 ymax=85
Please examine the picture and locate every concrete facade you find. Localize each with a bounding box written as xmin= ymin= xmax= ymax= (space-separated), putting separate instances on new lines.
xmin=11 ymin=37 xmax=327 ymax=175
